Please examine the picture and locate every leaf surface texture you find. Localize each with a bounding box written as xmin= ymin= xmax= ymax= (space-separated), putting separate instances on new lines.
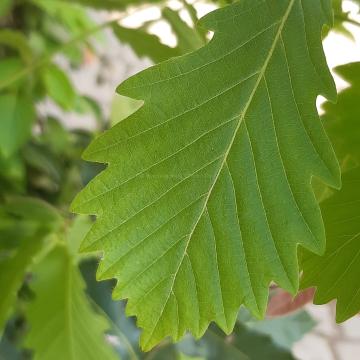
xmin=73 ymin=0 xmax=340 ymax=349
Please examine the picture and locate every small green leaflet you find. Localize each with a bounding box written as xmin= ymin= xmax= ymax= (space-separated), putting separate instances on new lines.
xmin=25 ymin=245 xmax=117 ymax=360
xmin=73 ymin=0 xmax=340 ymax=350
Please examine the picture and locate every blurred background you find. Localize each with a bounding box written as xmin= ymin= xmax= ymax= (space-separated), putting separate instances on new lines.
xmin=1 ymin=0 xmax=360 ymax=359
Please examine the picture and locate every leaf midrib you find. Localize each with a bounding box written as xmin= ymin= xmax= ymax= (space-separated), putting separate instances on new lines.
xmin=144 ymin=0 xmax=296 ymax=347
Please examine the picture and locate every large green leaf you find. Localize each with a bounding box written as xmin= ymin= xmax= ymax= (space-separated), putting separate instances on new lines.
xmin=25 ymin=245 xmax=117 ymax=360
xmin=73 ymin=0 xmax=340 ymax=350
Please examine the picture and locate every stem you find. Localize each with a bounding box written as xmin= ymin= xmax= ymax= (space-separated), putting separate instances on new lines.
xmin=335 ymin=13 xmax=360 ymax=29
xmin=0 ymin=17 xmax=121 ymax=91
xmin=344 ymin=17 xmax=360 ymax=28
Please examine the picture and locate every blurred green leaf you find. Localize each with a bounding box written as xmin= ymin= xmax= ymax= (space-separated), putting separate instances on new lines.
xmin=302 ymin=166 xmax=360 ymax=322
xmin=0 ymin=153 xmax=25 ymax=194
xmin=0 ymin=94 xmax=35 ymax=158
xmin=66 ymin=215 xmax=92 ymax=256
xmin=25 ymin=245 xmax=118 ymax=360
xmin=23 ymin=145 xmax=63 ymax=196
xmin=0 ymin=58 xmax=24 ymax=89
xmin=148 ymin=323 xmax=294 ymax=360
xmin=0 ymin=233 xmax=45 ymax=334
xmin=247 ymin=311 xmax=315 ymax=349
xmin=61 ymin=0 xmax=162 ymax=10
xmin=41 ymin=118 xmax=70 ymax=155
xmin=2 ymin=197 xmax=61 ymax=229
xmin=0 ymin=198 xmax=61 ymax=334
xmin=30 ymin=0 xmax=96 ymax=36
xmin=0 ymin=30 xmax=33 ymax=64
xmin=0 ymin=0 xmax=12 ymax=18
xmin=112 ymin=24 xmax=179 ymax=63
xmin=180 ymin=0 xmax=207 ymax=42
xmin=322 ymin=63 xmax=360 ymax=168
xmin=75 ymin=96 xmax=103 ymax=123
xmin=162 ymin=7 xmax=204 ymax=54
xmin=198 ymin=324 xmax=294 ymax=360
xmin=41 ymin=64 xmax=76 ymax=110
xmin=178 ymin=354 xmax=203 ymax=360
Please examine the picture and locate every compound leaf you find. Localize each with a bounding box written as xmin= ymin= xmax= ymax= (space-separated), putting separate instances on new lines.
xmin=73 ymin=0 xmax=340 ymax=350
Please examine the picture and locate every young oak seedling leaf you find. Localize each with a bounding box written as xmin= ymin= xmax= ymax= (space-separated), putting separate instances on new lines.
xmin=72 ymin=0 xmax=340 ymax=350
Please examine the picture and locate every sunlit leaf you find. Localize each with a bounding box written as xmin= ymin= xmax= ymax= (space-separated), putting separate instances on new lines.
xmin=73 ymin=0 xmax=340 ymax=350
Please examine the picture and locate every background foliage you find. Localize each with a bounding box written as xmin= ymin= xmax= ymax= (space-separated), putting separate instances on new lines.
xmin=0 ymin=0 xmax=359 ymax=359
